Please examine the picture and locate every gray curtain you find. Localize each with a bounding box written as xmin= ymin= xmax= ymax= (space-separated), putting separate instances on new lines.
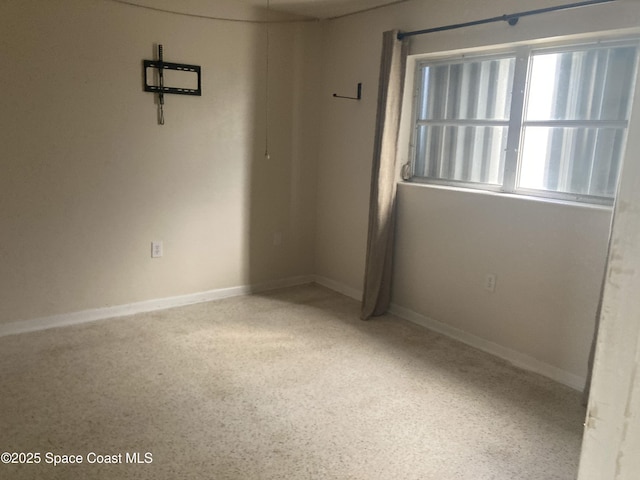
xmin=361 ymin=30 xmax=408 ymax=320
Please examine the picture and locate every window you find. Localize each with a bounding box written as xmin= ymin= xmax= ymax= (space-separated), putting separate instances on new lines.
xmin=410 ymin=40 xmax=639 ymax=204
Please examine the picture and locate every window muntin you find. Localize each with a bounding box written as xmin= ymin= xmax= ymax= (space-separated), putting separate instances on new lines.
xmin=410 ymin=40 xmax=639 ymax=204
xmin=517 ymin=44 xmax=637 ymax=199
xmin=414 ymin=55 xmax=515 ymax=187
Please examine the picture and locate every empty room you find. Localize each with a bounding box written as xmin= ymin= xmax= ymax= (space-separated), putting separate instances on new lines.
xmin=2 ymin=0 xmax=640 ymax=479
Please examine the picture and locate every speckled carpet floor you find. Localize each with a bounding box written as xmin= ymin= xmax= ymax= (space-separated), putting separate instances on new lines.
xmin=0 ymin=284 xmax=585 ymax=479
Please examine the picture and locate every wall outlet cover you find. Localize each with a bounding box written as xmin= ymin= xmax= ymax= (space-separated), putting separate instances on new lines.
xmin=151 ymin=241 xmax=163 ymax=258
xmin=484 ymin=273 xmax=497 ymax=292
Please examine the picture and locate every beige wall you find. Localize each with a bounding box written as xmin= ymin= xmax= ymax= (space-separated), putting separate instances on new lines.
xmin=394 ymin=185 xmax=611 ymax=384
xmin=315 ymin=0 xmax=640 ymax=384
xmin=2 ymin=0 xmax=639 ymax=389
xmin=0 ymin=0 xmax=320 ymax=323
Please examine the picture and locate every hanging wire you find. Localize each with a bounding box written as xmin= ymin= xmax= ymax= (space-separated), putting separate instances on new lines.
xmin=264 ymin=0 xmax=271 ymax=160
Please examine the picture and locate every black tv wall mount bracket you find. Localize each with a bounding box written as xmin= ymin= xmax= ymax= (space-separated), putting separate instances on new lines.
xmin=143 ymin=44 xmax=202 ymax=125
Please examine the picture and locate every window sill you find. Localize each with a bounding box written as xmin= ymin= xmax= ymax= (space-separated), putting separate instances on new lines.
xmin=398 ymin=180 xmax=614 ymax=213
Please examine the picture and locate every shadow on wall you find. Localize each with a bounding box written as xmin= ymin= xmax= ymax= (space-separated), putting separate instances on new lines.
xmin=247 ymin=18 xmax=320 ymax=288
xmin=0 ymin=1 xmax=319 ymax=325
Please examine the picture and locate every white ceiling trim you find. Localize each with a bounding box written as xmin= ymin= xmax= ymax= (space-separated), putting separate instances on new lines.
xmin=324 ymin=0 xmax=409 ymax=20
xmin=106 ymin=0 xmax=411 ymax=22
xmin=107 ymin=0 xmax=313 ymax=23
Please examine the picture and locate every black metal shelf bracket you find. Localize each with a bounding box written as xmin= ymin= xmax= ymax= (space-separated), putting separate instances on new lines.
xmin=333 ymin=82 xmax=362 ymax=101
xmin=143 ymin=44 xmax=202 ymax=125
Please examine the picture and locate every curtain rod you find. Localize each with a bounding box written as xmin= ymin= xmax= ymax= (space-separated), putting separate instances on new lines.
xmin=397 ymin=0 xmax=618 ymax=40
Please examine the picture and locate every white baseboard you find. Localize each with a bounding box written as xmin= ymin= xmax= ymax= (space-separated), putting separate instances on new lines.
xmin=389 ymin=303 xmax=586 ymax=392
xmin=0 ymin=275 xmax=314 ymax=338
xmin=309 ymin=275 xmax=584 ymax=391
xmin=313 ymin=275 xmax=363 ymax=301
xmin=1 ymin=273 xmax=586 ymax=391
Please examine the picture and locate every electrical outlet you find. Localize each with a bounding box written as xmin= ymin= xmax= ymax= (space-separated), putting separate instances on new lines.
xmin=151 ymin=241 xmax=163 ymax=258
xmin=484 ymin=273 xmax=497 ymax=292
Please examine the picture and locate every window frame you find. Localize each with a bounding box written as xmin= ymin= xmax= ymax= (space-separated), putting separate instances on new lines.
xmin=407 ymin=38 xmax=640 ymax=206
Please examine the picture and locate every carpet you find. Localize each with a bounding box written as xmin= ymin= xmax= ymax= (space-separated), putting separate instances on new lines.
xmin=0 ymin=284 xmax=584 ymax=479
